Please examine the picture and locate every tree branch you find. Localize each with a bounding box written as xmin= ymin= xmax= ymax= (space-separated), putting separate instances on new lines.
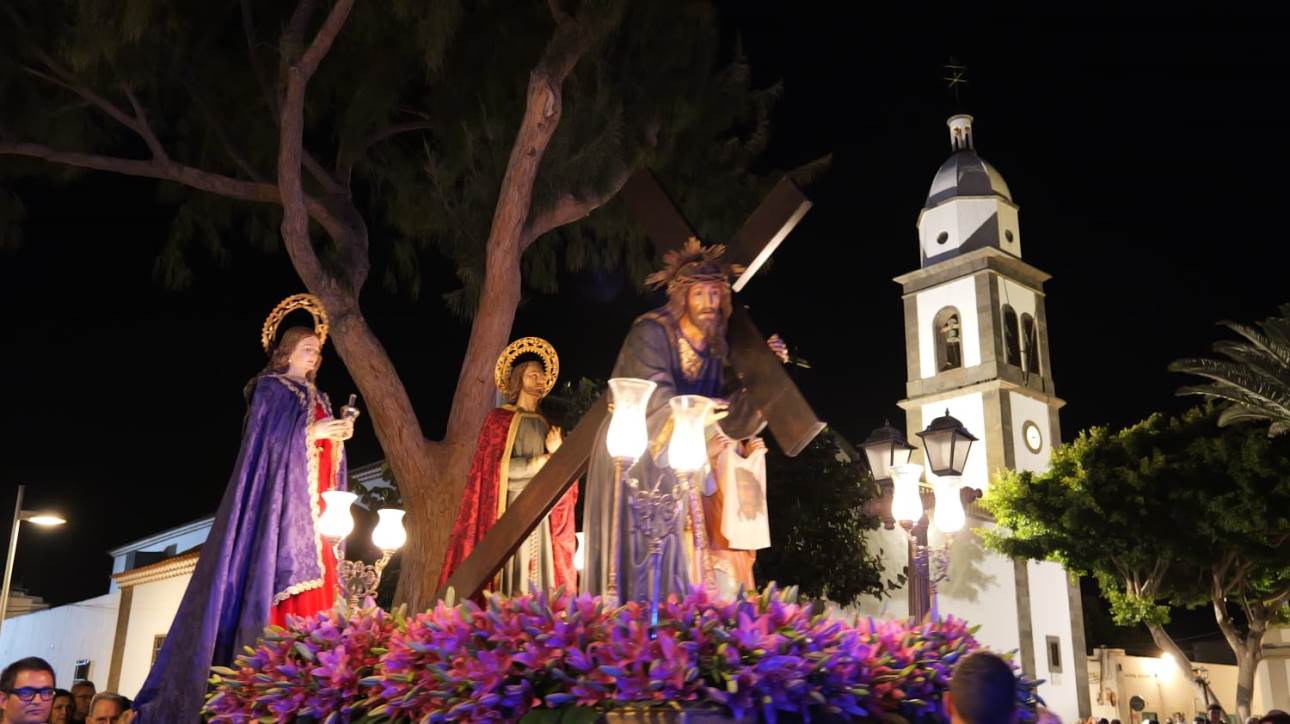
xmin=520 ymin=163 xmax=634 ymax=250
xmin=120 ymin=85 xmax=169 ymax=161
xmin=183 ymin=79 xmax=263 ymax=181
xmin=336 ymin=120 xmax=435 ymax=184
xmin=277 ymin=0 xmax=358 ymax=293
xmin=1213 ymin=563 xmax=1245 ymax=655
xmin=240 ymin=0 xmax=280 ymax=121
xmin=442 ymin=10 xmax=592 ymax=448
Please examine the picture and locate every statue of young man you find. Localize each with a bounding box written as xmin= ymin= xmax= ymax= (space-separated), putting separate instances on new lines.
xmin=439 ymin=338 xmax=578 ymax=598
xmin=582 ymin=238 xmax=787 ymax=604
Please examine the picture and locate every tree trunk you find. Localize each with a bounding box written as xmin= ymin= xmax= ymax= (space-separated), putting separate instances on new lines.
xmin=1146 ymin=622 xmax=1215 ymax=709
xmin=1233 ymin=644 xmax=1259 ymax=720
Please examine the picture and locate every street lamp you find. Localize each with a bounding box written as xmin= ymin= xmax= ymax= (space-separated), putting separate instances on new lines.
xmin=1 ymin=485 xmax=66 ymax=636
xmin=862 ymin=413 xmax=980 ymax=622
xmin=915 ymin=409 xmax=977 ymax=477
xmin=315 ymin=490 xmax=406 ymax=611
xmin=860 ymin=421 xmax=916 ymax=483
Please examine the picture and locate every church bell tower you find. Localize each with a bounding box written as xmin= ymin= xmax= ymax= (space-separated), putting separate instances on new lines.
xmin=873 ymin=113 xmax=1091 ymax=720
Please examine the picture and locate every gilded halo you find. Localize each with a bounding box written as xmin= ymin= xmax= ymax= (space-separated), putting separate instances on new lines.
xmin=495 ymin=337 xmax=559 ymax=398
xmin=261 ymin=293 xmax=330 ymax=353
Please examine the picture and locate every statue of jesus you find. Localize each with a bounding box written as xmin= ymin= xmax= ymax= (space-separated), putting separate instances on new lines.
xmin=581 ymin=238 xmax=787 ymax=604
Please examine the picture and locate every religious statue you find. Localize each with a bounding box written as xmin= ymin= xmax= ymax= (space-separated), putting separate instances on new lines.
xmin=582 ymin=238 xmax=787 ymax=604
xmin=133 ymin=294 xmax=353 ymax=722
xmin=438 ymin=337 xmax=579 ymax=597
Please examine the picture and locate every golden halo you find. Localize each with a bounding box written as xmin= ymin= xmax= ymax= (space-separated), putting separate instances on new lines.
xmin=495 ymin=337 xmax=559 ymax=398
xmin=261 ymin=293 xmax=330 ymax=353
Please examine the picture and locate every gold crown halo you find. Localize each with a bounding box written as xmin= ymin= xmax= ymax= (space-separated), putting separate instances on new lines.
xmin=495 ymin=337 xmax=559 ymax=398
xmin=261 ymin=293 xmax=330 ymax=353
xmin=644 ymin=237 xmax=745 ymax=292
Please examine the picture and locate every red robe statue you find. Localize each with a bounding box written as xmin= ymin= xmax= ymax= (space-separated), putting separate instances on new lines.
xmin=439 ymin=406 xmax=579 ymax=597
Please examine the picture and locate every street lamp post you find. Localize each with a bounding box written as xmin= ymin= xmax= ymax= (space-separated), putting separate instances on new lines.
xmin=862 ymin=412 xmax=979 ymax=622
xmin=0 ymin=484 xmax=66 ymax=638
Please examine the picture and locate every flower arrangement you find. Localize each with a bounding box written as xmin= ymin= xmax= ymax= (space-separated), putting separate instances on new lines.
xmin=204 ymin=586 xmax=1042 ymax=724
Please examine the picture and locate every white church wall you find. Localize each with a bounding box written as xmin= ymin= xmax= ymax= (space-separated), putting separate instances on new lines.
xmin=0 ymin=592 xmax=119 ymax=689
xmin=109 ymin=518 xmax=212 ymax=586
xmin=850 ymin=526 xmax=912 ymax=620
xmin=999 ymin=278 xmax=1038 ymax=319
xmin=915 ymin=277 xmax=981 ymax=379
xmin=920 ymin=394 xmax=990 ymax=491
xmin=1257 ymin=627 xmax=1290 ymax=712
xmin=997 ymin=204 xmax=1022 ymax=257
xmin=919 ymin=199 xmax=1001 ymax=259
xmin=117 ymin=572 xmax=193 ymax=698
xmin=1009 ymin=391 xmax=1054 ymax=473
xmin=1028 ymin=560 xmax=1080 ymax=721
xmin=930 ymin=524 xmax=1023 ymax=659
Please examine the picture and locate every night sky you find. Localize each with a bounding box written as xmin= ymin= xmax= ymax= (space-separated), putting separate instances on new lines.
xmin=2 ymin=7 xmax=1285 ymax=650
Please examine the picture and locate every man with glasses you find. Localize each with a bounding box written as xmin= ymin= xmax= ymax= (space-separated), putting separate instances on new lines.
xmin=0 ymin=656 xmax=57 ymax=724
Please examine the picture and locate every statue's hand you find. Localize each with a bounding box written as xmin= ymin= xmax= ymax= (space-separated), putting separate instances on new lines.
xmin=546 ymin=426 xmax=563 ymax=454
xmin=743 ymin=436 xmax=767 ymax=455
xmin=767 ymin=334 xmax=789 ymax=364
xmin=311 ymin=418 xmax=354 ymax=441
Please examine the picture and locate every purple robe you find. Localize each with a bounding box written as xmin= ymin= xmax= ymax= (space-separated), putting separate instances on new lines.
xmin=133 ymin=374 xmax=346 ymax=722
xmin=582 ymin=308 xmax=763 ymax=603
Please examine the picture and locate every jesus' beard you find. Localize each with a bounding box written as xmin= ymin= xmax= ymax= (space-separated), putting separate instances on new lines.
xmin=690 ymin=311 xmax=729 ymax=360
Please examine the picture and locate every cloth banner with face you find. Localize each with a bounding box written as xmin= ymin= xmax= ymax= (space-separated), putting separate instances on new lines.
xmin=716 ymin=444 xmax=770 ymax=550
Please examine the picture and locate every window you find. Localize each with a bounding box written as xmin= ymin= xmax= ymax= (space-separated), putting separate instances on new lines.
xmin=1002 ymin=305 xmax=1021 ymax=366
xmin=73 ymin=659 xmax=91 ymax=682
xmin=1021 ymin=314 xmax=1040 ymax=372
xmin=933 ymin=307 xmax=963 ymax=372
xmin=1046 ymin=635 xmax=1063 ymax=673
xmin=152 ymin=635 xmax=167 ymax=666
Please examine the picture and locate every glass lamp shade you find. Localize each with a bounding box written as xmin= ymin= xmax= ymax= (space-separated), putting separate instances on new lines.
xmin=667 ymin=395 xmax=715 ymax=474
xmin=890 ymin=463 xmax=924 ymax=524
xmin=371 ymin=508 xmax=407 ymax=551
xmin=317 ymin=490 xmax=357 ymax=540
xmin=606 ymin=378 xmax=657 ymax=461
xmin=861 ymin=421 xmax=916 ymax=482
xmin=574 ymin=531 xmax=585 ymax=572
xmin=916 ymin=410 xmax=978 ymax=476
xmin=932 ymin=476 xmax=966 ymax=533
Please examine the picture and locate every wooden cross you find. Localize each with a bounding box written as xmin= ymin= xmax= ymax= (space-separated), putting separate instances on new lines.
xmin=438 ymin=170 xmax=825 ymax=601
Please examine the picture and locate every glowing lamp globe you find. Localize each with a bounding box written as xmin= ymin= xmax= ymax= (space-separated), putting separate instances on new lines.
xmin=861 ymin=421 xmax=916 ymax=482
xmin=932 ymin=477 xmax=966 ymax=534
xmin=890 ymin=463 xmax=925 ymax=525
xmin=371 ymin=508 xmax=407 ymax=552
xmin=667 ymin=395 xmax=715 ymax=474
xmin=317 ymin=490 xmax=357 ymax=540
xmin=606 ymin=378 xmax=657 ymax=461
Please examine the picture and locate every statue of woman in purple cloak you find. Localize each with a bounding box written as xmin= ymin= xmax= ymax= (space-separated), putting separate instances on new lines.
xmin=132 ymin=296 xmax=353 ymax=722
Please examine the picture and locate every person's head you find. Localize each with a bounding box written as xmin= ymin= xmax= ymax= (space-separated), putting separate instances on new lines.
xmin=49 ymin=688 xmax=74 ymax=724
xmin=0 ymin=657 xmax=56 ymax=724
xmin=1099 ymin=719 xmax=1110 ymax=724
xmin=507 ymin=360 xmax=549 ymax=406
xmin=946 ymin=651 xmax=1017 ymax=724
xmin=268 ymin=327 xmax=322 ymax=381
xmin=1210 ymin=704 xmax=1226 ymax=723
xmin=1257 ymin=711 xmax=1290 ymax=724
xmin=670 ymin=279 xmax=732 ymax=355
xmin=70 ymin=680 xmax=95 ymax=719
xmin=87 ymin=692 xmax=128 ymax=724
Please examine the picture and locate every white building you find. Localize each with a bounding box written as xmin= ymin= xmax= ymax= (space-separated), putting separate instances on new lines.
xmin=0 ymin=462 xmax=390 ymax=695
xmin=1089 ymin=647 xmax=1290 ymax=721
xmin=855 ymin=112 xmax=1089 ymax=720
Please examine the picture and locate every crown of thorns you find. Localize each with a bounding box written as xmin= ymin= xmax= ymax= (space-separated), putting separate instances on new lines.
xmin=644 ymin=237 xmax=745 ymax=293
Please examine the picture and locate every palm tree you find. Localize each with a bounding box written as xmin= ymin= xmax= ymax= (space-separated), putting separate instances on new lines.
xmin=1169 ymin=303 xmax=1290 ymax=435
